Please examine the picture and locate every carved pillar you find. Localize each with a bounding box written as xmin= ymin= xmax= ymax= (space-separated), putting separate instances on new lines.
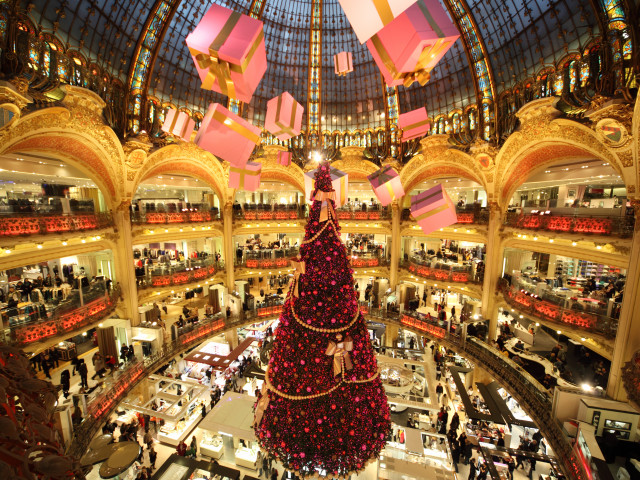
xmin=389 ymin=201 xmax=401 ymax=289
xmin=112 ymin=201 xmax=139 ymax=325
xmin=225 ymin=328 xmax=239 ymax=350
xmin=481 ymin=201 xmax=504 ymax=341
xmin=607 ymin=200 xmax=640 ymax=400
xmin=223 ymin=202 xmax=235 ymax=289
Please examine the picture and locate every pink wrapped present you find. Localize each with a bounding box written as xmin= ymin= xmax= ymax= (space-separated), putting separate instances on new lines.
xmin=398 ymin=107 xmax=430 ymax=141
xmin=367 ymin=165 xmax=405 ymax=206
xmin=278 ymin=151 xmax=292 ymax=166
xmin=161 ymin=109 xmax=195 ymax=141
xmin=229 ymin=161 xmax=261 ymax=191
xmin=334 ymin=51 xmax=353 ymax=76
xmin=338 ymin=0 xmax=418 ymax=44
xmin=304 ymin=166 xmax=349 ymax=208
xmin=186 ymin=4 xmax=267 ymax=103
xmin=264 ymin=92 xmax=303 ymax=141
xmin=410 ymin=184 xmax=457 ymax=235
xmin=366 ymin=0 xmax=460 ymax=87
xmin=195 ymin=103 xmax=261 ymax=167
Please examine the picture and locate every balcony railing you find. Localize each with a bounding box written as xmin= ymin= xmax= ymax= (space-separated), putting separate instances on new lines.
xmin=349 ymin=253 xmax=389 ymax=268
xmin=131 ymin=210 xmax=220 ymax=224
xmin=335 ymin=207 xmax=391 ymax=220
xmin=236 ymin=248 xmax=300 ymax=268
xmin=234 ymin=204 xmax=306 ymax=221
xmin=2 ymin=284 xmax=120 ymax=346
xmin=404 ymin=258 xmax=483 ymax=284
xmin=0 ymin=212 xmax=113 ymax=237
xmin=402 ymin=207 xmax=489 ymax=225
xmin=504 ymin=211 xmax=635 ymax=238
xmin=499 ymin=280 xmax=618 ymax=339
xmin=136 ymin=258 xmax=223 ymax=290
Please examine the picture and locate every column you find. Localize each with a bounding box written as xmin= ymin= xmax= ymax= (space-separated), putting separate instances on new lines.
xmin=384 ymin=325 xmax=399 ymax=348
xmin=481 ymin=202 xmax=505 ymax=341
xmin=607 ymin=201 xmax=640 ymax=400
xmin=225 ymin=328 xmax=239 ymax=350
xmin=223 ymin=202 xmax=235 ymax=289
xmin=389 ymin=201 xmax=401 ymax=289
xmin=112 ymin=203 xmax=139 ymax=325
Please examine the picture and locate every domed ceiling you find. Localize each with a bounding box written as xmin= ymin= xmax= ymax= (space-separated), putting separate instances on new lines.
xmin=29 ymin=0 xmax=600 ymax=132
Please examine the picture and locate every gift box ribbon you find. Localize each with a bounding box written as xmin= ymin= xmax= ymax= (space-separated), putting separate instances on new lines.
xmin=273 ymin=96 xmax=299 ymax=137
xmin=230 ymin=165 xmax=261 ymax=189
xmin=212 ymin=110 xmax=261 ymax=144
xmin=370 ymin=167 xmax=398 ymax=201
xmin=372 ymin=0 xmax=395 ymax=26
xmin=329 ymin=167 xmax=347 ymax=205
xmin=190 ymin=11 xmax=265 ymax=98
xmin=412 ymin=188 xmax=444 ymax=211
xmin=313 ymin=190 xmax=337 ymax=223
xmin=335 ymin=52 xmax=353 ymax=76
xmin=290 ymin=258 xmax=305 ymax=297
xmin=401 ymin=117 xmax=431 ymax=134
xmin=413 ymin=202 xmax=451 ymax=221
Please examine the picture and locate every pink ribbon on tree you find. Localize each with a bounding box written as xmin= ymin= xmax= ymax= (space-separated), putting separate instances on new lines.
xmin=325 ymin=334 xmax=354 ymax=376
xmin=313 ymin=190 xmax=336 ymax=223
xmin=290 ymin=257 xmax=306 ymax=298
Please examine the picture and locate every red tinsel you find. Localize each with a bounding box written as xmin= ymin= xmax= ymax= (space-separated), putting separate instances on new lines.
xmin=254 ymin=163 xmax=391 ymax=478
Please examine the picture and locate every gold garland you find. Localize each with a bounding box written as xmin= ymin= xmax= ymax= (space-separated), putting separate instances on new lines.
xmin=291 ymin=301 xmax=360 ymax=333
xmin=301 ymin=216 xmax=340 ymax=245
xmin=264 ymin=365 xmax=380 ymax=401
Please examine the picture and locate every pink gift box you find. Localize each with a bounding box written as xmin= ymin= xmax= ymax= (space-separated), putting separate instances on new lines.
xmin=366 ymin=0 xmax=459 ymax=87
xmin=264 ymin=92 xmax=303 ymax=141
xmin=229 ymin=161 xmax=261 ymax=191
xmin=278 ymin=151 xmax=292 ymax=166
xmin=367 ymin=165 xmax=405 ymax=206
xmin=304 ymin=166 xmax=349 ymax=208
xmin=398 ymin=107 xmax=430 ymax=141
xmin=161 ymin=109 xmax=195 ymax=141
xmin=410 ymin=184 xmax=457 ymax=234
xmin=195 ymin=103 xmax=261 ymax=167
xmin=334 ymin=51 xmax=353 ymax=76
xmin=186 ymin=4 xmax=267 ymax=103
xmin=338 ymin=0 xmax=418 ymax=44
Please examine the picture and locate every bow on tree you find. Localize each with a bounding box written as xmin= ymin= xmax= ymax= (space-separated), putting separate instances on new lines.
xmin=253 ymin=384 xmax=270 ymax=427
xmin=290 ymin=258 xmax=305 ymax=298
xmin=325 ymin=334 xmax=354 ymax=376
xmin=313 ymin=190 xmax=336 ymax=223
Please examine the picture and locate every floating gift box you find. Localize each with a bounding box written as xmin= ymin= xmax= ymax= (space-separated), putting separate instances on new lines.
xmin=264 ymin=92 xmax=303 ymax=141
xmin=398 ymin=107 xmax=430 ymax=141
xmin=195 ymin=103 xmax=261 ymax=167
xmin=304 ymin=166 xmax=349 ymax=208
xmin=367 ymin=165 xmax=405 ymax=206
xmin=278 ymin=151 xmax=292 ymax=166
xmin=366 ymin=0 xmax=459 ymax=87
xmin=161 ymin=109 xmax=195 ymax=141
xmin=186 ymin=4 xmax=267 ymax=103
xmin=334 ymin=51 xmax=354 ymax=76
xmin=229 ymin=161 xmax=261 ymax=191
xmin=410 ymin=184 xmax=457 ymax=235
xmin=338 ymin=0 xmax=418 ymax=44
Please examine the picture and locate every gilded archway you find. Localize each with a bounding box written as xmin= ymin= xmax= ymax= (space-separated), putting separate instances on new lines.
xmin=255 ymin=145 xmax=305 ymax=193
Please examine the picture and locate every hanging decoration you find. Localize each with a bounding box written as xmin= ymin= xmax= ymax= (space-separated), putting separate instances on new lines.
xmin=366 ymin=0 xmax=459 ymax=87
xmin=278 ymin=151 xmax=293 ymax=166
xmin=254 ymin=163 xmax=391 ymax=479
xmin=186 ymin=4 xmax=267 ymax=103
xmin=410 ymin=183 xmax=457 ymax=235
xmin=367 ymin=165 xmax=405 ymax=205
xmin=303 ymin=166 xmax=349 ymax=207
xmin=338 ymin=0 xmax=418 ymax=44
xmin=265 ymin=92 xmax=304 ymax=141
xmin=333 ymin=51 xmax=354 ymax=76
xmin=228 ymin=161 xmax=262 ymax=191
xmin=161 ymin=108 xmax=195 ymax=141
xmin=397 ymin=106 xmax=430 ymax=141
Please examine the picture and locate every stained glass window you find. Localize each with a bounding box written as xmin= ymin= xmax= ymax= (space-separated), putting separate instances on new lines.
xmin=42 ymin=48 xmax=50 ymax=77
xmin=579 ymin=61 xmax=590 ymax=87
xmin=28 ymin=42 xmax=39 ymax=71
xmin=452 ymin=113 xmax=460 ymax=133
xmin=469 ymin=109 xmax=476 ymax=131
xmin=568 ymin=61 xmax=577 ymax=92
xmin=553 ymin=73 xmax=564 ymax=96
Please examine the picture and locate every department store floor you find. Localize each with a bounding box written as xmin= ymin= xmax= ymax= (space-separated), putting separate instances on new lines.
xmin=35 ymin=289 xmax=585 ymax=479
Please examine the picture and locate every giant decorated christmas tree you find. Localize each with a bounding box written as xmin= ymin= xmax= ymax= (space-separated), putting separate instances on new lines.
xmin=254 ymin=163 xmax=391 ymax=479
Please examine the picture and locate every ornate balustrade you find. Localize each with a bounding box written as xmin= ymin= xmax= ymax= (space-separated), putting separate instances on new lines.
xmin=405 ymin=259 xmax=482 ymax=284
xmin=401 ymin=208 xmax=489 ymax=225
xmin=237 ymin=208 xmax=304 ymax=221
xmin=4 ymin=286 xmax=120 ymax=346
xmin=335 ymin=208 xmax=390 ymax=220
xmin=0 ymin=212 xmax=113 ymax=237
xmin=504 ymin=212 xmax=635 ymax=238
xmin=131 ymin=211 xmax=220 ymax=224
xmin=499 ymin=282 xmax=617 ymax=339
xmin=136 ymin=259 xmax=222 ymax=290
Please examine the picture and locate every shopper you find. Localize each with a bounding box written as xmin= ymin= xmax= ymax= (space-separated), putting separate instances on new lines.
xmin=467 ymin=458 xmax=477 ymax=480
xmin=477 ymin=462 xmax=488 ymax=480
xmin=450 ymin=439 xmax=460 ymax=473
xmin=41 ymin=355 xmax=52 ymax=379
xmin=60 ymin=370 xmax=70 ymax=399
xmin=176 ymin=440 xmax=187 ymax=456
xmin=506 ymin=456 xmax=515 ymax=480
xmin=77 ymin=360 xmax=88 ymax=389
xmin=270 ymin=468 xmax=278 ymax=480
xmin=435 ymin=383 xmax=443 ymax=402
xmin=256 ymin=451 xmax=264 ymax=477
xmin=149 ymin=447 xmax=157 ymax=470
xmin=143 ymin=431 xmax=153 ymax=450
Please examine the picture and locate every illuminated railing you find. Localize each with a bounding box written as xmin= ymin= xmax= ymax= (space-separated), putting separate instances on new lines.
xmin=136 ymin=259 xmax=222 ymax=290
xmin=2 ymin=285 xmax=120 ymax=346
xmin=499 ymin=281 xmax=617 ymax=340
xmin=335 ymin=207 xmax=391 ymax=220
xmin=131 ymin=210 xmax=220 ymax=224
xmin=405 ymin=258 xmax=483 ymax=284
xmin=402 ymin=208 xmax=489 ymax=225
xmin=236 ymin=206 xmax=305 ymax=220
xmin=504 ymin=212 xmax=635 ymax=238
xmin=0 ymin=212 xmax=113 ymax=237
xmin=350 ymin=254 xmax=388 ymax=268
xmin=236 ymin=248 xmax=300 ymax=269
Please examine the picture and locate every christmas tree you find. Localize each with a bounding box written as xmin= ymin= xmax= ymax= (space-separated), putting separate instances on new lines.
xmin=254 ymin=163 xmax=391 ymax=479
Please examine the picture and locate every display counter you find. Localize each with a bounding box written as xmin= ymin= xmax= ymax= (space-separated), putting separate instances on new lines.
xmin=199 ymin=432 xmax=224 ymax=459
xmin=234 ymin=445 xmax=259 ymax=470
xmin=157 ymin=402 xmax=205 ymax=446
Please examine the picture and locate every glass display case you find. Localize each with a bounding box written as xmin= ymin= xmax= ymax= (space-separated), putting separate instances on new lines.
xmin=157 ymin=398 xmax=206 ymax=446
xmin=234 ymin=440 xmax=259 ymax=470
xmin=199 ymin=431 xmax=224 ymax=459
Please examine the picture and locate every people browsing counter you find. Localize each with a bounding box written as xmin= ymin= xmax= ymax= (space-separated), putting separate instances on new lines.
xmin=119 ymin=375 xmax=208 ymax=446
